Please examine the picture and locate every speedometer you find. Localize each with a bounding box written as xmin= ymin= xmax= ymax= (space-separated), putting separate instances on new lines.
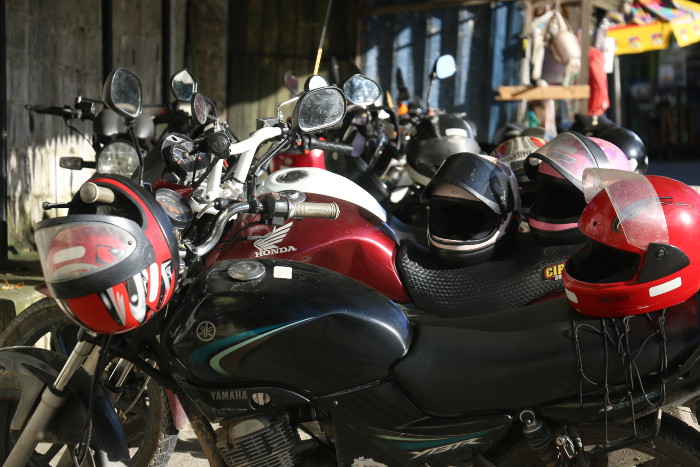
xmin=155 ymin=188 xmax=193 ymax=229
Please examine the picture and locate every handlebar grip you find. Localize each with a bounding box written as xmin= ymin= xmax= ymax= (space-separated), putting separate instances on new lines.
xmin=306 ymin=137 xmax=354 ymax=156
xmin=292 ymin=202 xmax=340 ymax=219
xmin=25 ymin=105 xmax=80 ymax=118
xmin=80 ymin=182 xmax=115 ymax=204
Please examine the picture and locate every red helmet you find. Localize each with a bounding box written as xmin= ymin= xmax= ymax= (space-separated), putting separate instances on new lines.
xmin=35 ymin=175 xmax=179 ymax=334
xmin=562 ymin=169 xmax=700 ymax=317
xmin=524 ymin=131 xmax=631 ymax=245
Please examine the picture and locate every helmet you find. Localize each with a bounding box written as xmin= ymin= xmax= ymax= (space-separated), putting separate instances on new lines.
xmin=563 ymin=169 xmax=700 ymax=317
xmin=596 ymin=126 xmax=648 ymax=174
xmin=492 ymin=122 xmax=527 ymax=145
xmin=491 ymin=136 xmax=547 ymax=213
xmin=422 ymin=152 xmax=520 ymax=266
xmin=405 ymin=112 xmax=480 ymax=186
xmin=524 ymin=131 xmax=631 ymax=245
xmin=491 ymin=136 xmax=547 ymax=185
xmin=35 ymin=175 xmax=179 ymax=334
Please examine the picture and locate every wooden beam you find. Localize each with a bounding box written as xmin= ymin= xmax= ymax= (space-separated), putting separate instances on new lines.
xmin=496 ymin=84 xmax=590 ymax=100
xmin=365 ymin=0 xmax=499 ymax=16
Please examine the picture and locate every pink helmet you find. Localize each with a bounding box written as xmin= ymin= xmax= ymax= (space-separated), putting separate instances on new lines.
xmin=524 ymin=132 xmax=631 ymax=245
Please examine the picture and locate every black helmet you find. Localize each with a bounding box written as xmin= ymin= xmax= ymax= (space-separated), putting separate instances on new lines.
xmin=406 ymin=112 xmax=480 ymax=186
xmin=595 ymin=126 xmax=648 ymax=174
xmin=520 ymin=126 xmax=556 ymax=142
xmin=422 ymin=153 xmax=520 ymax=266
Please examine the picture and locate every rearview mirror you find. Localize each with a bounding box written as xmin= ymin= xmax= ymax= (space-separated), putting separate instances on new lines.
xmin=434 ymin=54 xmax=456 ymax=80
xmin=343 ymin=74 xmax=382 ymax=106
xmin=284 ymin=70 xmax=300 ymax=96
xmin=102 ymin=67 xmax=142 ymax=120
xmin=292 ymin=86 xmax=346 ymax=133
xmin=171 ymin=69 xmax=197 ymax=101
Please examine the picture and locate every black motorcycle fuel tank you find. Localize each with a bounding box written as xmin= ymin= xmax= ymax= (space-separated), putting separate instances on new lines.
xmin=163 ymin=259 xmax=413 ymax=394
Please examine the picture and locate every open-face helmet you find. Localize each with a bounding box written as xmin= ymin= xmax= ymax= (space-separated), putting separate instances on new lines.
xmin=563 ymin=169 xmax=700 ymax=317
xmin=35 ymin=175 xmax=179 ymax=334
xmin=524 ymin=131 xmax=631 ymax=245
xmin=405 ymin=112 xmax=480 ymax=186
xmin=596 ymin=126 xmax=648 ymax=174
xmin=422 ymin=152 xmax=520 ymax=266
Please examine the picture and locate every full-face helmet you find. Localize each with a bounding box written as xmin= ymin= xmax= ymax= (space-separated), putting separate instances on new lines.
xmin=491 ymin=135 xmax=547 ymax=214
xmin=596 ymin=126 xmax=648 ymax=174
xmin=422 ymin=152 xmax=520 ymax=266
xmin=563 ymin=169 xmax=700 ymax=317
xmin=524 ymin=131 xmax=631 ymax=245
xmin=405 ymin=112 xmax=480 ymax=186
xmin=35 ymin=175 xmax=179 ymax=334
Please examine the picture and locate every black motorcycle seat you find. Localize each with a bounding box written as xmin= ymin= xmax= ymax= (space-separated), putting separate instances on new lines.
xmin=392 ymin=295 xmax=700 ymax=416
xmin=396 ymin=232 xmax=581 ymax=317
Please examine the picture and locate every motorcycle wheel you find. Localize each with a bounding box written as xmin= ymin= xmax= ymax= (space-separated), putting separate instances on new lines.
xmin=486 ymin=413 xmax=700 ymax=466
xmin=0 ymin=297 xmax=178 ymax=467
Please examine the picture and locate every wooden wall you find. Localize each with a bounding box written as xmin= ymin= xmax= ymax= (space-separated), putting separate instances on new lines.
xmin=226 ymin=0 xmax=361 ymax=139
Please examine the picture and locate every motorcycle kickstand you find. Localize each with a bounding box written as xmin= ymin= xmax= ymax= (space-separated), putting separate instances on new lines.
xmin=3 ymin=339 xmax=96 ymax=467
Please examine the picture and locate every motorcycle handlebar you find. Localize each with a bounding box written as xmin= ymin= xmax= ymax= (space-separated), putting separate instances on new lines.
xmin=305 ymin=136 xmax=354 ymax=156
xmin=291 ymin=201 xmax=340 ymax=219
xmin=25 ymin=105 xmax=81 ymax=119
xmin=79 ymin=182 xmax=115 ymax=204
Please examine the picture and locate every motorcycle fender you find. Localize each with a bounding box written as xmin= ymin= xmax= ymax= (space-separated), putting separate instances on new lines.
xmin=0 ymin=347 xmax=131 ymax=466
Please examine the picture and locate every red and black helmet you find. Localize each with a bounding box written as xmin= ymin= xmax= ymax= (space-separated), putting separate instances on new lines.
xmin=35 ymin=175 xmax=179 ymax=334
xmin=562 ymin=169 xmax=700 ymax=317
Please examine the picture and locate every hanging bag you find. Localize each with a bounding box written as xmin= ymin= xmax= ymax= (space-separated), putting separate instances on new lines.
xmin=546 ymin=10 xmax=581 ymax=64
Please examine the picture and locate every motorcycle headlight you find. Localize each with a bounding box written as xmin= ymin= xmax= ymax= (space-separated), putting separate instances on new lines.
xmin=96 ymin=141 xmax=140 ymax=176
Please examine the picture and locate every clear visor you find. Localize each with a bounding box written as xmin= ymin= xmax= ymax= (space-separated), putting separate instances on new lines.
xmin=527 ymin=132 xmax=606 ymax=189
xmin=36 ymin=220 xmax=138 ymax=283
xmin=582 ymin=168 xmax=668 ymax=250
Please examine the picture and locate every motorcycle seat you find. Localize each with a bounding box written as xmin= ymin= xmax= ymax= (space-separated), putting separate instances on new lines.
xmin=393 ymin=295 xmax=700 ymax=415
xmin=396 ymin=232 xmax=580 ymax=318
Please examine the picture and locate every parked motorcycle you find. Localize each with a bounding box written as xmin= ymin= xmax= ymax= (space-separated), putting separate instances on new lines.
xmin=3 ymin=66 xmax=700 ymax=467
xmin=26 ymin=93 xmax=154 ymax=177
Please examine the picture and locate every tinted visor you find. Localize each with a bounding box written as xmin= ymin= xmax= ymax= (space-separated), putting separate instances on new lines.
xmin=525 ymin=132 xmax=609 ymax=190
xmin=35 ymin=214 xmax=154 ymax=298
xmin=424 ymin=153 xmax=512 ymax=215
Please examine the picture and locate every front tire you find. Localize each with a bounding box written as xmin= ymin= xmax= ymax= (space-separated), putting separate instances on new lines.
xmin=0 ymin=297 xmax=178 ymax=467
xmin=485 ymin=413 xmax=700 ymax=466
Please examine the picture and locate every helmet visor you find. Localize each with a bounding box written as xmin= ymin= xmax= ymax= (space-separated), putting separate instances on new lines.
xmin=526 ymin=132 xmax=609 ymax=190
xmin=36 ymin=217 xmax=139 ymax=284
xmin=582 ymin=168 xmax=669 ymax=250
xmin=427 ymin=153 xmax=512 ymax=215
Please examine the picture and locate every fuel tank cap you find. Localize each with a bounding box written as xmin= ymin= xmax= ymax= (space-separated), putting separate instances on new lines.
xmin=228 ymin=261 xmax=266 ymax=281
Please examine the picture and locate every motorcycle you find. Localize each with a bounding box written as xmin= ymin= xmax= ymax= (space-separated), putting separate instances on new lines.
xmin=3 ymin=66 xmax=700 ymax=467
xmin=26 ymin=93 xmax=154 ymax=178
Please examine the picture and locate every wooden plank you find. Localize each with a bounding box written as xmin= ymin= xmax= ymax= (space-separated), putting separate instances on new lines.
xmin=496 ymin=84 xmax=590 ymax=101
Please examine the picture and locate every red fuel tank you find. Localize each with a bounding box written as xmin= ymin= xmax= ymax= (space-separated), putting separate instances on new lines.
xmin=204 ymin=193 xmax=410 ymax=302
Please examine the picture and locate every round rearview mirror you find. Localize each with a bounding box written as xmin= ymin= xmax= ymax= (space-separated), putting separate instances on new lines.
xmin=102 ymin=67 xmax=142 ymax=120
xmin=434 ymin=55 xmax=457 ymax=80
xmin=304 ymin=75 xmax=329 ymax=91
xmin=284 ymin=70 xmax=300 ymax=96
xmin=292 ymin=86 xmax=346 ymax=133
xmin=343 ymin=74 xmax=382 ymax=106
xmin=191 ymin=93 xmax=208 ymax=125
xmin=171 ymin=69 xmax=197 ymax=101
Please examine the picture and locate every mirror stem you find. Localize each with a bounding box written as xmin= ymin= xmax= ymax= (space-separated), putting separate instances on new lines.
xmin=126 ymin=120 xmax=145 ymax=186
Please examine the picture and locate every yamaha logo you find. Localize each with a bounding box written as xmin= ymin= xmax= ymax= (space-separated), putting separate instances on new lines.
xmin=253 ymin=223 xmax=297 ymax=257
xmin=196 ymin=321 xmax=216 ymax=341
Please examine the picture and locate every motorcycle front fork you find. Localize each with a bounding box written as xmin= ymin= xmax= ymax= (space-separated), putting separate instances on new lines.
xmin=3 ymin=339 xmax=96 ymax=467
xmin=2 ymin=339 xmax=137 ymax=467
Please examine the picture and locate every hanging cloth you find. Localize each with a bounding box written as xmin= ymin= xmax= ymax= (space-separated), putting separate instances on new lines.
xmin=587 ymin=47 xmax=610 ymax=116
